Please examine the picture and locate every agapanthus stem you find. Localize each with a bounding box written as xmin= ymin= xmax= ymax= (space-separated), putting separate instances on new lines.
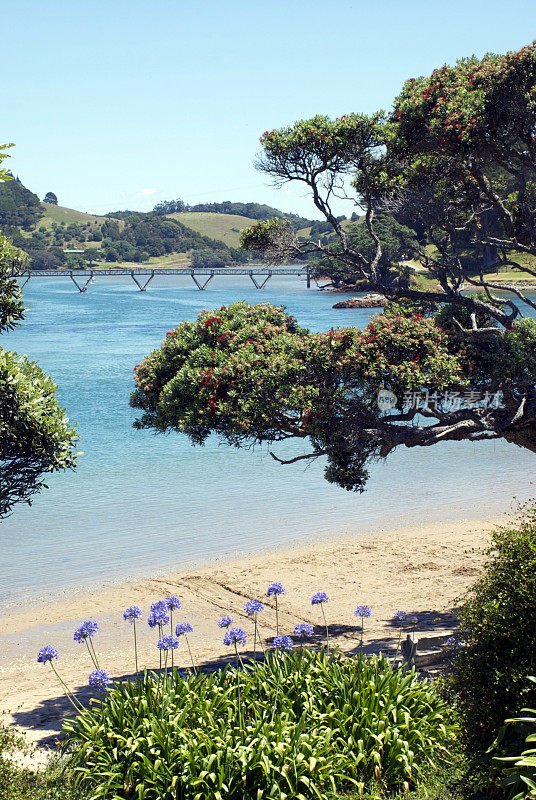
xmin=234 ymin=642 xmax=242 ymax=728
xmin=255 ymin=618 xmax=266 ymax=655
xmin=50 ymin=663 xmax=84 ymax=712
xmin=321 ymin=604 xmax=329 ymax=654
xmin=253 ymin=617 xmax=257 ymax=657
xmin=270 ymin=652 xmax=282 ymax=725
xmin=275 ymin=595 xmax=279 ymax=636
xmin=133 ymin=621 xmax=139 ymax=675
xmin=394 ymin=627 xmax=402 ymax=663
xmin=185 ymin=635 xmax=196 ymax=674
xmin=169 ymin=611 xmax=174 ymax=670
xmin=360 ymin=616 xmax=364 ymax=650
xmin=85 ymin=639 xmax=99 ymax=670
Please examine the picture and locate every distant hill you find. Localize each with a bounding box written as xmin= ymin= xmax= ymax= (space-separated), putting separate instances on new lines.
xmin=0 ymin=178 xmax=323 ymax=270
xmin=166 ymin=212 xmax=255 ymax=249
xmin=153 ymin=199 xmax=313 ymax=230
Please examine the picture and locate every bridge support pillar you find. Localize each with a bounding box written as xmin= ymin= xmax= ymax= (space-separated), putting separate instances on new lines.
xmin=306 ymin=268 xmax=311 ymax=288
xmin=70 ymin=271 xmax=93 ymax=292
xmin=249 ymin=271 xmax=272 ymax=289
xmin=191 ymin=270 xmax=214 ymax=290
xmin=130 ymin=270 xmax=155 ymax=291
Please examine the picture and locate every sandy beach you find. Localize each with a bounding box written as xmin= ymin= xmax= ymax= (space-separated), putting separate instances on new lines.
xmin=0 ymin=515 xmax=501 ymax=750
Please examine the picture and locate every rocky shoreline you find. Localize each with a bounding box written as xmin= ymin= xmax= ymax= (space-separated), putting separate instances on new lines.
xmin=333 ymin=293 xmax=387 ymax=309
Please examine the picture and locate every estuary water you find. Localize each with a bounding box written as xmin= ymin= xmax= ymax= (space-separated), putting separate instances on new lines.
xmin=0 ymin=274 xmax=534 ymax=608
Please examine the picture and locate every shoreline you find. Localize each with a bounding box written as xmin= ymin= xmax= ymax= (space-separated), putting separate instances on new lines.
xmin=0 ymin=513 xmax=504 ymax=748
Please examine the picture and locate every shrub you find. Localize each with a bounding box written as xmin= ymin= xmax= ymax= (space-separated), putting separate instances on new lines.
xmin=0 ymin=722 xmax=81 ymax=800
xmin=492 ymin=677 xmax=536 ymax=800
xmin=62 ymin=649 xmax=454 ymax=800
xmin=449 ymin=504 xmax=536 ymax=753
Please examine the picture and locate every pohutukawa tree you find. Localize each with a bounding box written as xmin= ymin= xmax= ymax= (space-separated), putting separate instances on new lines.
xmin=0 ymin=144 xmax=78 ymax=516
xmin=131 ymin=43 xmax=536 ymax=491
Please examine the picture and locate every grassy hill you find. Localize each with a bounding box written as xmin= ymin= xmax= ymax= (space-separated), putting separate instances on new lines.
xmin=167 ymin=212 xmax=254 ymax=248
xmin=39 ymin=202 xmax=110 ymax=228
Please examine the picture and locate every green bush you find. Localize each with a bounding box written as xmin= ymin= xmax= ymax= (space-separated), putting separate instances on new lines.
xmin=0 ymin=723 xmax=81 ymax=800
xmin=449 ymin=504 xmax=536 ymax=753
xmin=62 ymin=649 xmax=454 ymax=800
xmin=493 ymin=676 xmax=536 ymax=800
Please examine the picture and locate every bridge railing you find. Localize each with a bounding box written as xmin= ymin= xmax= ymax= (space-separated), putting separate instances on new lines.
xmin=12 ymin=266 xmax=312 ymax=291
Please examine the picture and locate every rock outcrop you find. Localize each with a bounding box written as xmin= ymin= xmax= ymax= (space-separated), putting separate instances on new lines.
xmin=332 ymin=293 xmax=387 ymax=309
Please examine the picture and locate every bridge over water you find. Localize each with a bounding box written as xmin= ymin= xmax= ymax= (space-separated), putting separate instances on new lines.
xmin=14 ymin=267 xmax=312 ymax=292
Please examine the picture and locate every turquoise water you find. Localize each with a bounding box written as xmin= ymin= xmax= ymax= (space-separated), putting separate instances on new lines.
xmin=0 ymin=275 xmax=534 ymax=607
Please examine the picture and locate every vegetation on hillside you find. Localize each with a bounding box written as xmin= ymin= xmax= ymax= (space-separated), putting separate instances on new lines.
xmin=0 ymin=178 xmax=316 ymax=269
xmin=152 ymin=197 xmax=313 ymax=230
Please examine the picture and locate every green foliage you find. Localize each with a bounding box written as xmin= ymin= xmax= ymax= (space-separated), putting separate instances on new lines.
xmin=100 ymin=213 xmax=240 ymax=265
xmin=131 ymin=301 xmax=464 ymax=491
xmin=43 ymin=192 xmax=58 ymax=205
xmin=0 ymin=175 xmax=43 ymax=231
xmin=449 ymin=506 xmax=536 ymax=754
xmin=240 ymin=217 xmax=288 ymax=251
xmin=62 ymin=650 xmax=455 ymax=800
xmin=259 ymin=113 xmax=384 ymax=172
xmin=0 ymin=348 xmax=78 ymax=515
xmin=0 ymin=723 xmax=82 ymax=800
xmin=0 ymin=236 xmax=26 ymax=332
xmin=310 ymin=216 xmax=418 ymax=287
xmin=0 ymin=142 xmax=14 ymax=181
xmin=493 ymin=677 xmax=536 ymax=800
xmin=391 ymin=44 xmax=536 ymax=156
xmin=190 ymin=248 xmax=229 ymax=268
xmin=154 ymin=197 xmax=312 ymax=230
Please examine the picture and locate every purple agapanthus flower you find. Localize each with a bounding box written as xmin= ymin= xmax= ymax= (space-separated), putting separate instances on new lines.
xmin=147 ymin=608 xmax=170 ymax=628
xmin=37 ymin=645 xmax=58 ymax=663
xmin=267 ymin=582 xmax=285 ymax=597
xmin=74 ymin=620 xmax=99 ymax=642
xmin=294 ymin=622 xmax=314 ymax=638
xmin=165 ymin=596 xmax=181 ymax=611
xmin=175 ymin=622 xmax=193 ymax=637
xmin=354 ymin=605 xmax=373 ymax=619
xmin=158 ymin=635 xmax=179 ymax=651
xmin=88 ymin=669 xmax=111 ymax=692
xmin=223 ymin=627 xmax=247 ymax=646
xmin=244 ymin=599 xmax=264 ymax=615
xmin=150 ymin=600 xmax=168 ymax=614
xmin=123 ymin=606 xmax=142 ymax=622
xmin=273 ymin=635 xmax=294 ymax=651
xmin=393 ymin=610 xmax=407 ymax=622
xmin=311 ymin=592 xmax=329 ymax=605
xmin=218 ymin=616 xmax=233 ymax=628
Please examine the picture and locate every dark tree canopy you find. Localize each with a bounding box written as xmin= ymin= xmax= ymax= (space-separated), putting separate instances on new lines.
xmin=0 ymin=169 xmax=42 ymax=231
xmin=132 ymin=43 xmax=536 ymax=489
xmin=43 ymin=191 xmax=58 ymax=205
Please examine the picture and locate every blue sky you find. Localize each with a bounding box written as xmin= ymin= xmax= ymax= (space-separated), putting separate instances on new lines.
xmin=4 ymin=0 xmax=536 ymax=218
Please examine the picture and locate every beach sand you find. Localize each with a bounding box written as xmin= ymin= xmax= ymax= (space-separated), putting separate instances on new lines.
xmin=0 ymin=515 xmax=500 ymax=751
